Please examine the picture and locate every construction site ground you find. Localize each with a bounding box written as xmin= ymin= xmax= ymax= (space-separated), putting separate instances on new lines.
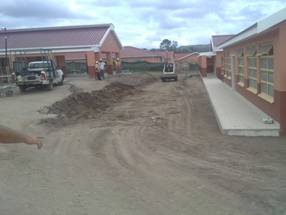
xmin=0 ymin=73 xmax=286 ymax=215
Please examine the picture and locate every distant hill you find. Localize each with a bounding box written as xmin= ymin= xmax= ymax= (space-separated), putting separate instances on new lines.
xmin=150 ymin=44 xmax=211 ymax=53
xmin=176 ymin=44 xmax=211 ymax=53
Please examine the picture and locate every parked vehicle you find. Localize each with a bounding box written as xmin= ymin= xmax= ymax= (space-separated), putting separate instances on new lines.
xmin=160 ymin=63 xmax=178 ymax=82
xmin=16 ymin=60 xmax=64 ymax=92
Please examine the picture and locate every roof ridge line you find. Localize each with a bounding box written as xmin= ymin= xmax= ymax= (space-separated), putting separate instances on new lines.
xmin=0 ymin=23 xmax=112 ymax=34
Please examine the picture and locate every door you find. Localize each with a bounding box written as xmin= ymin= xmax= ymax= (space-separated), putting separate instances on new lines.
xmin=231 ymin=56 xmax=236 ymax=90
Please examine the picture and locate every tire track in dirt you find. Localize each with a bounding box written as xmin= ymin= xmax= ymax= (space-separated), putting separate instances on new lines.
xmin=24 ymin=74 xmax=286 ymax=215
xmin=85 ymin=76 xmax=286 ymax=214
xmin=84 ymin=77 xmax=271 ymax=183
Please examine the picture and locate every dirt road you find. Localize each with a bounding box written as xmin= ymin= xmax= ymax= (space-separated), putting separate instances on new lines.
xmin=0 ymin=74 xmax=286 ymax=215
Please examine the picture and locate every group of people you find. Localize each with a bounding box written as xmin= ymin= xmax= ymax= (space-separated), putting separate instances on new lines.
xmin=95 ymin=58 xmax=121 ymax=80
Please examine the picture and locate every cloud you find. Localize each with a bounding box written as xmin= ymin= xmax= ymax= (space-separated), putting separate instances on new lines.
xmin=0 ymin=0 xmax=286 ymax=48
xmin=127 ymin=0 xmax=194 ymax=10
xmin=78 ymin=0 xmax=123 ymax=7
xmin=0 ymin=0 xmax=85 ymax=19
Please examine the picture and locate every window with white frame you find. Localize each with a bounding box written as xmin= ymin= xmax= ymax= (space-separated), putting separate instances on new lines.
xmin=221 ymin=56 xmax=224 ymax=75
xmin=224 ymin=52 xmax=231 ymax=79
xmin=237 ymin=48 xmax=244 ymax=84
xmin=247 ymin=46 xmax=257 ymax=90
xmin=259 ymin=44 xmax=274 ymax=98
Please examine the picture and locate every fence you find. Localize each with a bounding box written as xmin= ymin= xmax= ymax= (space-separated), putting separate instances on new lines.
xmin=0 ymin=74 xmax=14 ymax=84
xmin=122 ymin=61 xmax=164 ymax=72
xmin=189 ymin=63 xmax=199 ymax=71
xmin=65 ymin=60 xmax=88 ymax=74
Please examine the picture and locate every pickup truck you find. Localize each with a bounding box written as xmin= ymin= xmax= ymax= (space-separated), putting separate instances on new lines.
xmin=16 ymin=60 xmax=64 ymax=92
xmin=160 ymin=63 xmax=178 ymax=82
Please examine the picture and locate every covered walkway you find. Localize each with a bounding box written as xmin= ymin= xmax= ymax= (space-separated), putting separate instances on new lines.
xmin=202 ymin=76 xmax=280 ymax=136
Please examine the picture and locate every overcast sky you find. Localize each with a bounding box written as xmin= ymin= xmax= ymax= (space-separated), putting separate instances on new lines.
xmin=0 ymin=0 xmax=286 ymax=48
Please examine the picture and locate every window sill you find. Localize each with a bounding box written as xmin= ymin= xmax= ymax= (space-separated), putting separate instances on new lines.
xmin=258 ymin=93 xmax=274 ymax=104
xmin=237 ymin=82 xmax=244 ymax=87
xmin=246 ymin=87 xmax=258 ymax=94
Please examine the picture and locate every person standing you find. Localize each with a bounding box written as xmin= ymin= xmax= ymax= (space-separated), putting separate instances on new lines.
xmin=95 ymin=61 xmax=100 ymax=80
xmin=115 ymin=58 xmax=121 ymax=74
xmin=99 ymin=59 xmax=105 ymax=80
xmin=107 ymin=57 xmax=113 ymax=75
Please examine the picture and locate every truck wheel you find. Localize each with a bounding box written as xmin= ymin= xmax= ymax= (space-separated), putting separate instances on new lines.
xmin=59 ymin=77 xmax=64 ymax=86
xmin=47 ymin=81 xmax=54 ymax=90
xmin=19 ymin=86 xmax=26 ymax=92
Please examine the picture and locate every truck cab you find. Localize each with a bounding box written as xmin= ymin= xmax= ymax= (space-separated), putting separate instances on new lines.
xmin=16 ymin=60 xmax=64 ymax=92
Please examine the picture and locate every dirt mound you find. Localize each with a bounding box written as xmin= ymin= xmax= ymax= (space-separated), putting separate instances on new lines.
xmin=39 ymin=73 xmax=158 ymax=126
xmin=39 ymin=82 xmax=137 ymax=126
xmin=68 ymin=84 xmax=83 ymax=94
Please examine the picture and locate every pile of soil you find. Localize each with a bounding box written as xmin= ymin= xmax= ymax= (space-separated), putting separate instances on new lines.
xmin=39 ymin=82 xmax=136 ymax=126
xmin=39 ymin=74 xmax=158 ymax=126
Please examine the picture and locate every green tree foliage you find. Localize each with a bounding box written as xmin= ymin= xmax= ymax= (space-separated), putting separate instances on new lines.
xmin=159 ymin=39 xmax=178 ymax=51
xmin=170 ymin=41 xmax=178 ymax=51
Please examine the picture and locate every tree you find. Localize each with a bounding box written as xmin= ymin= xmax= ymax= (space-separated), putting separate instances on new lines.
xmin=170 ymin=41 xmax=178 ymax=51
xmin=160 ymin=39 xmax=178 ymax=51
xmin=160 ymin=39 xmax=172 ymax=50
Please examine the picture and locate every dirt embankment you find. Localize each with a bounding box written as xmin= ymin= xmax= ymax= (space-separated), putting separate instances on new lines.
xmin=39 ymin=74 xmax=158 ymax=126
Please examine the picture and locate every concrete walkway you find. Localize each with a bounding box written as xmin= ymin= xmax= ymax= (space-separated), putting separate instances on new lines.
xmin=202 ymin=76 xmax=280 ymax=136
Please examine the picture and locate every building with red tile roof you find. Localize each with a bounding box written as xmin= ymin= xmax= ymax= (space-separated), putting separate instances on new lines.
xmin=211 ymin=35 xmax=234 ymax=52
xmin=120 ymin=46 xmax=174 ymax=63
xmin=175 ymin=52 xmax=199 ymax=62
xmin=174 ymin=53 xmax=190 ymax=61
xmin=198 ymin=34 xmax=234 ymax=78
xmin=212 ymin=7 xmax=286 ymax=134
xmin=175 ymin=52 xmax=199 ymax=72
xmin=0 ymin=24 xmax=122 ymax=78
xmin=151 ymin=50 xmax=174 ymax=63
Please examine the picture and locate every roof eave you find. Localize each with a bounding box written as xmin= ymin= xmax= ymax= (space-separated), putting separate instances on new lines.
xmin=199 ymin=52 xmax=216 ymax=57
xmin=99 ymin=24 xmax=123 ymax=50
xmin=175 ymin=52 xmax=199 ymax=61
xmin=0 ymin=24 xmax=112 ymax=34
xmin=218 ymin=24 xmax=257 ymax=49
xmin=218 ymin=7 xmax=286 ymax=49
xmin=0 ymin=45 xmax=100 ymax=55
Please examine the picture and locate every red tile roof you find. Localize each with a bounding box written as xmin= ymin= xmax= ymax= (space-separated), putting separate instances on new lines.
xmin=120 ymin=46 xmax=160 ymax=58
xmin=120 ymin=46 xmax=175 ymax=62
xmin=175 ymin=53 xmax=191 ymax=60
xmin=151 ymin=50 xmax=174 ymax=61
xmin=211 ymin=35 xmax=234 ymax=49
xmin=175 ymin=52 xmax=199 ymax=62
xmin=0 ymin=24 xmax=111 ymax=50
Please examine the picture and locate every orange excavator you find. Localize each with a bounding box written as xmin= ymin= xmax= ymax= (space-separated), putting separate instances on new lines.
xmin=0 ymin=125 xmax=42 ymax=149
